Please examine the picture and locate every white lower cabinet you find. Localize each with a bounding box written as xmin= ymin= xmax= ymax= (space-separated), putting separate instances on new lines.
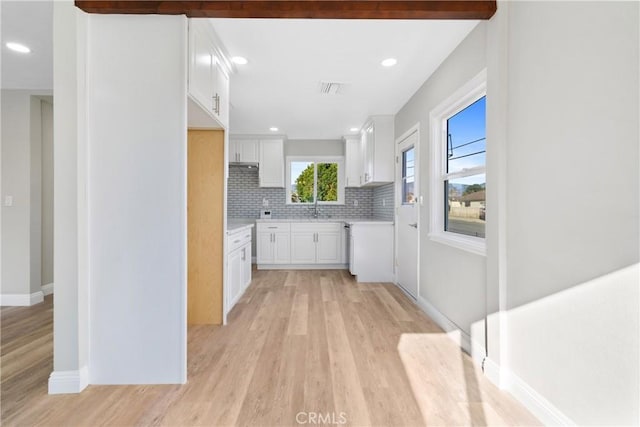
xmin=227 ymin=248 xmax=243 ymax=308
xmin=290 ymin=223 xmax=342 ymax=264
xmin=316 ymin=227 xmax=342 ymax=264
xmin=226 ymin=226 xmax=253 ymax=316
xmin=348 ymin=222 xmax=394 ymax=282
xmin=257 ymin=221 xmax=346 ymax=268
xmin=257 ymin=223 xmax=291 ymax=264
xmin=291 ymin=230 xmax=316 ymax=264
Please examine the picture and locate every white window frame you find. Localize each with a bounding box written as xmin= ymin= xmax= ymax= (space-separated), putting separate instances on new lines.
xmin=429 ymin=69 xmax=487 ymax=256
xmin=285 ymin=156 xmax=345 ymax=205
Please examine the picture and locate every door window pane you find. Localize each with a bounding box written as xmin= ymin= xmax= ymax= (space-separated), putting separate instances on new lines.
xmin=290 ymin=161 xmax=314 ymax=203
xmin=402 ymin=147 xmax=416 ymax=204
xmin=445 ymin=174 xmax=485 ymax=238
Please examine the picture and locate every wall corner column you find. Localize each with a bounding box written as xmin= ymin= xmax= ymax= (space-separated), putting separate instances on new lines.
xmin=484 ymin=0 xmax=510 ymax=388
xmin=49 ymin=0 xmax=89 ymax=394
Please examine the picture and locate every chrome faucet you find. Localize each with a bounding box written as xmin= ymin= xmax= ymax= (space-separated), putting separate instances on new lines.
xmin=309 ymin=199 xmax=321 ymax=219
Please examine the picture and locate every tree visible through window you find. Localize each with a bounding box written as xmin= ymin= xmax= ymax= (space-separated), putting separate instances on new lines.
xmin=289 ymin=159 xmax=342 ymax=204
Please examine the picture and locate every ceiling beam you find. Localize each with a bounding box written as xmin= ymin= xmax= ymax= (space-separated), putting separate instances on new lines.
xmin=74 ymin=1 xmax=497 ymax=20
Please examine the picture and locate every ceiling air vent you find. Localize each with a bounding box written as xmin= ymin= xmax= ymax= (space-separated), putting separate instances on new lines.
xmin=319 ymin=81 xmax=346 ymax=95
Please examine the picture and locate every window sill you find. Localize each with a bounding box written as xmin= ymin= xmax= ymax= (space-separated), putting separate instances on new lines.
xmin=428 ymin=231 xmax=486 ymax=256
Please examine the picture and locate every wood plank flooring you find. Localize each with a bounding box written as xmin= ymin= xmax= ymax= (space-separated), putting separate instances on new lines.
xmin=1 ymin=270 xmax=540 ymax=426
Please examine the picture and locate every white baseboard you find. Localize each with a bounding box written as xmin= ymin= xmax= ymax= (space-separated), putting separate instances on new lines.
xmin=48 ymin=366 xmax=89 ymax=394
xmin=505 ymin=369 xmax=576 ymax=426
xmin=483 ymin=357 xmax=503 ymax=388
xmin=257 ymin=264 xmax=348 ymax=270
xmin=415 ymin=295 xmax=574 ymax=426
xmin=415 ymin=295 xmax=485 ymax=366
xmin=42 ymin=282 xmax=54 ymax=296
xmin=0 ymin=290 xmax=44 ymax=306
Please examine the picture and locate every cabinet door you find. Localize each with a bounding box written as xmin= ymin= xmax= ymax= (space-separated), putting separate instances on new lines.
xmin=290 ymin=232 xmax=316 ymax=264
xmin=188 ymin=22 xmax=214 ymax=114
xmin=228 ymin=139 xmax=238 ymax=163
xmin=227 ymin=248 xmax=243 ymax=310
xmin=273 ymin=232 xmax=291 ymax=263
xmin=213 ymin=63 xmax=229 ymax=128
xmin=241 ymin=243 xmax=252 ymax=290
xmin=349 ymin=228 xmax=356 ymax=275
xmin=345 ymin=137 xmax=362 ymax=188
xmin=257 ymin=232 xmax=274 ymax=264
xmin=341 ymin=227 xmax=348 ymax=264
xmin=259 ymin=140 xmax=284 ymax=187
xmin=316 ymin=231 xmax=341 ymax=264
xmin=362 ymin=124 xmax=375 ymax=184
xmin=238 ymin=140 xmax=259 ymax=163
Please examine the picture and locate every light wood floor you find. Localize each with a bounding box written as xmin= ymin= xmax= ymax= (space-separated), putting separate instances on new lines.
xmin=1 ymin=270 xmax=539 ymax=426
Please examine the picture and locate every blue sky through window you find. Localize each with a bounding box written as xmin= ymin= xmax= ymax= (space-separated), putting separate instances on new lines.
xmin=446 ymin=96 xmax=486 ymax=174
xmin=446 ymin=96 xmax=486 ymax=185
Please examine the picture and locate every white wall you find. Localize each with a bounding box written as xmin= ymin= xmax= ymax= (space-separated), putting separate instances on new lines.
xmin=503 ymin=2 xmax=639 ymax=424
xmin=1 ymin=90 xmax=32 ymax=296
xmin=396 ymin=2 xmax=639 ymax=424
xmin=285 ymin=139 xmax=344 ymax=157
xmin=87 ymin=14 xmax=187 ymax=384
xmin=1 ymin=89 xmax=51 ymax=301
xmin=394 ymin=23 xmax=487 ymax=357
xmin=41 ymin=99 xmax=54 ymax=286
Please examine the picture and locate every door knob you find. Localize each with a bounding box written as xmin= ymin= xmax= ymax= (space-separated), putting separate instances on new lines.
xmin=409 ymin=223 xmax=418 ymax=229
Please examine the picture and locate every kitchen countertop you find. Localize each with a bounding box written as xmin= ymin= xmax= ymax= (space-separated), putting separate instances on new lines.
xmin=254 ymin=218 xmax=393 ymax=225
xmin=344 ymin=219 xmax=394 ymax=225
xmin=227 ymin=222 xmax=255 ymax=233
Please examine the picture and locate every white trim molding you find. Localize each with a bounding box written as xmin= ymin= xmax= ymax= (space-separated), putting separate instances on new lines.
xmin=257 ymin=264 xmax=348 ymax=271
xmin=417 ymin=292 xmax=576 ymax=426
xmin=483 ymin=360 xmax=576 ymax=426
xmin=48 ymin=366 xmax=89 ymax=394
xmin=482 ymin=357 xmax=503 ymax=387
xmin=0 ymin=291 xmax=44 ymax=306
xmin=428 ymin=69 xmax=487 ymax=256
xmin=42 ymin=282 xmax=54 ymax=296
xmin=415 ymin=295 xmax=486 ymax=368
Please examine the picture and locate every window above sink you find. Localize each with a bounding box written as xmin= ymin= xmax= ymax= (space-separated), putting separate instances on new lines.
xmin=285 ymin=156 xmax=345 ymax=205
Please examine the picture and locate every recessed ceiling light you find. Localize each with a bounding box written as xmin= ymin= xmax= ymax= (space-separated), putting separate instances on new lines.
xmin=269 ymin=127 xmax=279 ymax=132
xmin=6 ymin=42 xmax=30 ymax=54
xmin=381 ymin=58 xmax=397 ymax=67
xmin=231 ymin=56 xmax=248 ymax=65
xmin=350 ymin=127 xmax=359 ymax=132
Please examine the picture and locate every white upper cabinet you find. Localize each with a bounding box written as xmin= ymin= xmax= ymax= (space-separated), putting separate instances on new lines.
xmin=188 ymin=20 xmax=230 ymax=129
xmin=259 ymin=139 xmax=284 ymax=188
xmin=361 ymin=115 xmax=394 ymax=186
xmin=344 ymin=136 xmax=363 ymax=188
xmin=189 ymin=21 xmax=214 ymax=112
xmin=214 ymin=64 xmax=230 ymax=127
xmin=229 ymin=139 xmax=259 ymax=163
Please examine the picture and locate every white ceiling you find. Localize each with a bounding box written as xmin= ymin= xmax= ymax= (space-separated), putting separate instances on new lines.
xmin=1 ymin=1 xmax=53 ymax=90
xmin=210 ymin=18 xmax=479 ymax=139
xmin=0 ymin=2 xmax=478 ymax=138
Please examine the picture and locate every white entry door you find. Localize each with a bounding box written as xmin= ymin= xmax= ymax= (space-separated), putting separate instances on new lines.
xmin=395 ymin=130 xmax=419 ymax=298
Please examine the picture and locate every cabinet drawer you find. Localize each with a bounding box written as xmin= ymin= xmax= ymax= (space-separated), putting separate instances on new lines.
xmin=228 ymin=230 xmax=251 ymax=253
xmin=257 ymin=222 xmax=290 ymax=233
xmin=291 ymin=222 xmax=342 ymax=233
